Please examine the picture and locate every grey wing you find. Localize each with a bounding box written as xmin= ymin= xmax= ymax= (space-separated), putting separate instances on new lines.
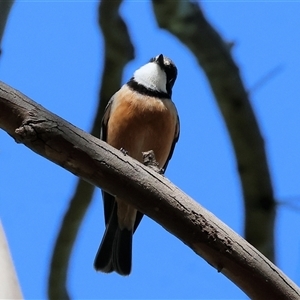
xmin=100 ymin=97 xmax=116 ymax=225
xmin=162 ymin=113 xmax=180 ymax=173
xmin=100 ymin=96 xmax=114 ymax=142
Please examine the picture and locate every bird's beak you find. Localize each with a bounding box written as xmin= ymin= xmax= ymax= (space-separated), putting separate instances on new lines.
xmin=155 ymin=54 xmax=164 ymax=68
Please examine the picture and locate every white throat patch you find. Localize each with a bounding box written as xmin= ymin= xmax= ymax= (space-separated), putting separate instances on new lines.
xmin=133 ymin=62 xmax=167 ymax=94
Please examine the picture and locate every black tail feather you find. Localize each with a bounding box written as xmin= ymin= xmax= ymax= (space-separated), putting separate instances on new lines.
xmin=94 ymin=203 xmax=118 ymax=273
xmin=94 ymin=202 xmax=133 ymax=276
xmin=114 ymin=228 xmax=132 ymax=275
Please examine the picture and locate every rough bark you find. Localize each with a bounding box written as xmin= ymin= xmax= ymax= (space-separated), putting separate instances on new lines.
xmin=47 ymin=1 xmax=134 ymax=299
xmin=152 ymin=0 xmax=276 ymax=261
xmin=1 ymin=81 xmax=299 ymax=300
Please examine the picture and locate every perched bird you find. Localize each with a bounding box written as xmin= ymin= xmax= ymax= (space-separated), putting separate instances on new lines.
xmin=94 ymin=54 xmax=180 ymax=276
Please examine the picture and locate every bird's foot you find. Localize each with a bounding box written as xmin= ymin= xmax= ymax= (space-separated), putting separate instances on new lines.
xmin=120 ymin=148 xmax=129 ymax=155
xmin=142 ymin=150 xmax=163 ymax=174
xmin=158 ymin=168 xmax=165 ymax=175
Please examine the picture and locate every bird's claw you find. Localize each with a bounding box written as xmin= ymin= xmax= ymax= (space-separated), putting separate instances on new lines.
xmin=120 ymin=148 xmax=129 ymax=155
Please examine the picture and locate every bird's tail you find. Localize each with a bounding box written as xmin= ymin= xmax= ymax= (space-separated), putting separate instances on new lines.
xmin=94 ymin=203 xmax=132 ymax=276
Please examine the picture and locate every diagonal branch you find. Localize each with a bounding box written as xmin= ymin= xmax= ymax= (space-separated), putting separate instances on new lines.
xmin=152 ymin=0 xmax=275 ymax=261
xmin=0 ymin=81 xmax=299 ymax=300
xmin=47 ymin=1 xmax=134 ymax=299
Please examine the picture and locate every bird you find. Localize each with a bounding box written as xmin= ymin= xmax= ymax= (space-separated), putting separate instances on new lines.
xmin=94 ymin=54 xmax=180 ymax=276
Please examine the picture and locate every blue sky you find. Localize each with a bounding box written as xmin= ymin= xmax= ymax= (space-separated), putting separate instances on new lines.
xmin=1 ymin=1 xmax=300 ymax=299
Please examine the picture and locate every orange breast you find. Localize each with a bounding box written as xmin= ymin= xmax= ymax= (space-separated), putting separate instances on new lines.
xmin=107 ymin=86 xmax=178 ymax=167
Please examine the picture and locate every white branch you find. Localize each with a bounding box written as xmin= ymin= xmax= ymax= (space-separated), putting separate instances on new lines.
xmin=0 ymin=221 xmax=23 ymax=299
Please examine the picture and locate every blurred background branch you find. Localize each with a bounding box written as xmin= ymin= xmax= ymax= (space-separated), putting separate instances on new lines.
xmin=152 ymin=0 xmax=275 ymax=261
xmin=0 ymin=0 xmax=14 ymax=57
xmin=47 ymin=0 xmax=134 ymax=299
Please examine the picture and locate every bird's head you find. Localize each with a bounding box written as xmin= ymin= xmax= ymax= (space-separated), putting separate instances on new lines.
xmin=133 ymin=54 xmax=177 ymax=97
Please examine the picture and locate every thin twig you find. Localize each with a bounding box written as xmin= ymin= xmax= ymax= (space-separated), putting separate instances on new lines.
xmin=250 ymin=64 xmax=284 ymax=94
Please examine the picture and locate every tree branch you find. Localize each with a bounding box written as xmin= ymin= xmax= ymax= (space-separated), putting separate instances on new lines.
xmin=1 ymin=82 xmax=299 ymax=299
xmin=152 ymin=0 xmax=275 ymax=261
xmin=47 ymin=1 xmax=134 ymax=299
